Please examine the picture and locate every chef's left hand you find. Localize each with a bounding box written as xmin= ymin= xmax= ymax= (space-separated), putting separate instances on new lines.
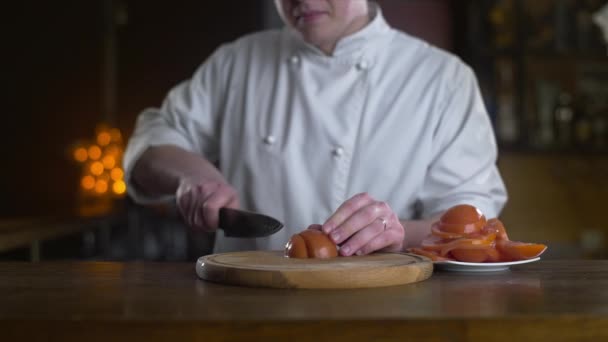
xmin=322 ymin=193 xmax=405 ymax=256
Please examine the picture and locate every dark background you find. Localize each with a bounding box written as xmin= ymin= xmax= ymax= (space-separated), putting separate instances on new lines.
xmin=3 ymin=1 xmax=607 ymax=261
xmin=4 ymin=1 xmax=265 ymax=217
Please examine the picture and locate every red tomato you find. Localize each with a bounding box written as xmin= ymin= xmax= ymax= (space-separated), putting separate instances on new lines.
xmin=437 ymin=204 xmax=486 ymax=234
xmin=450 ymin=248 xmax=492 ymax=263
xmin=497 ymin=240 xmax=547 ymax=261
xmin=285 ymin=229 xmax=338 ymax=259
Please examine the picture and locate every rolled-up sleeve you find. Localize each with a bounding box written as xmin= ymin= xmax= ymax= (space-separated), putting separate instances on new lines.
xmin=123 ymin=44 xmax=233 ymax=204
xmin=418 ymin=64 xmax=508 ymax=219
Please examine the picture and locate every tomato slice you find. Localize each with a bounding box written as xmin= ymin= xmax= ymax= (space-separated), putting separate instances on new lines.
xmin=496 ymin=240 xmax=547 ymax=261
xmin=485 ymin=246 xmax=501 ymax=262
xmin=436 ymin=220 xmax=486 ymax=234
xmin=285 ymin=234 xmax=308 ymax=258
xmin=485 ymin=218 xmax=509 ymax=241
xmin=450 ymin=248 xmax=494 ymax=263
xmin=421 ymin=231 xmax=497 ymax=256
xmin=420 ymin=235 xmax=452 ymax=252
xmin=438 ymin=235 xmax=496 ymax=256
xmin=412 ymin=204 xmax=548 ymax=264
xmin=437 ymin=205 xmax=487 ymax=234
xmin=408 ymin=248 xmax=450 ymax=261
xmin=431 ymin=223 xmax=469 ymax=239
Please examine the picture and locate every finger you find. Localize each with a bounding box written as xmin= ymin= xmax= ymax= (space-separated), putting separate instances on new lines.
xmin=189 ymin=182 xmax=220 ymax=231
xmin=176 ymin=190 xmax=193 ymax=225
xmin=179 ymin=189 xmax=205 ymax=230
xmin=329 ymin=200 xmax=391 ymax=245
xmin=306 ymin=224 xmax=323 ymax=231
xmin=356 ymin=220 xmax=405 ymax=255
xmin=201 ymin=185 xmax=238 ymax=230
xmin=176 ymin=183 xmax=195 ymax=221
xmin=192 ymin=189 xmax=211 ymax=231
xmin=322 ymin=193 xmax=374 ymax=234
xmin=338 ymin=218 xmax=385 ymax=256
xmin=225 ymin=194 xmax=240 ymax=210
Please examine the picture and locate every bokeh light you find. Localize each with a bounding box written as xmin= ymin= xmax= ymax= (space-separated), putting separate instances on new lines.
xmin=110 ymin=168 xmax=124 ymax=181
xmin=112 ymin=180 xmax=127 ymax=195
xmin=81 ymin=175 xmax=95 ymax=190
xmin=97 ymin=131 xmax=112 ymax=146
xmin=95 ymin=179 xmax=108 ymax=194
xmin=72 ymin=125 xmax=126 ymax=199
xmin=74 ymin=147 xmax=88 ymax=162
xmin=109 ymin=128 xmax=122 ymax=143
xmin=88 ymin=145 xmax=102 ymax=160
xmin=102 ymin=155 xmax=116 ymax=169
xmin=90 ymin=161 xmax=105 ymax=176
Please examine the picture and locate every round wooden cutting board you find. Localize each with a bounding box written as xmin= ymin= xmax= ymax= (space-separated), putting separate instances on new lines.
xmin=196 ymin=251 xmax=433 ymax=289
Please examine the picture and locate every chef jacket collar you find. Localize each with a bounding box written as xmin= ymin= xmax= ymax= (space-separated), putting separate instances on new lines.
xmin=286 ymin=1 xmax=391 ymax=59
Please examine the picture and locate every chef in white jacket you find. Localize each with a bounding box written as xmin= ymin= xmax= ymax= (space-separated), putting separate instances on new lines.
xmin=123 ymin=0 xmax=508 ymax=256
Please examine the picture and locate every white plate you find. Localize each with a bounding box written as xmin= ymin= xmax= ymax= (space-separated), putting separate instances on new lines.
xmin=434 ymin=257 xmax=541 ymax=272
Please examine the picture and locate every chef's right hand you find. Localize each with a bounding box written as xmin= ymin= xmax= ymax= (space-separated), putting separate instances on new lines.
xmin=176 ymin=178 xmax=240 ymax=232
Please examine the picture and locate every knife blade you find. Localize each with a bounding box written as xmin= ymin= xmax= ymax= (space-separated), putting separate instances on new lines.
xmin=218 ymin=208 xmax=284 ymax=238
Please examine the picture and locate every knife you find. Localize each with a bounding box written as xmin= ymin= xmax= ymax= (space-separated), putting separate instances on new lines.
xmin=218 ymin=208 xmax=284 ymax=238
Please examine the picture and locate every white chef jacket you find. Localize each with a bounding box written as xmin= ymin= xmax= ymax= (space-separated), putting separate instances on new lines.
xmin=123 ymin=5 xmax=508 ymax=253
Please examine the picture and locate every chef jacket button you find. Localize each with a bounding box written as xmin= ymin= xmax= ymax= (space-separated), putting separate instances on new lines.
xmin=263 ymin=135 xmax=276 ymax=145
xmin=356 ymin=60 xmax=369 ymax=71
xmin=290 ymin=55 xmax=300 ymax=64
xmin=332 ymin=146 xmax=345 ymax=157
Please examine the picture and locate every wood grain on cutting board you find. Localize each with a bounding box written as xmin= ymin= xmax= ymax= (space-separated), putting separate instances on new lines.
xmin=197 ymin=251 xmax=433 ymax=289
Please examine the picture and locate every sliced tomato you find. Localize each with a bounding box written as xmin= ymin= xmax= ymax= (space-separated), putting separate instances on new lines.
xmin=485 ymin=218 xmax=509 ymax=241
xmin=285 ymin=234 xmax=308 ymax=258
xmin=437 ymin=204 xmax=487 ymax=234
xmin=485 ymin=247 xmax=501 ymax=262
xmin=412 ymin=204 xmax=548 ymax=264
xmin=450 ymin=248 xmax=492 ymax=263
xmin=431 ymin=223 xmax=469 ymax=239
xmin=436 ymin=220 xmax=486 ymax=235
xmin=440 ymin=204 xmax=486 ymax=225
xmin=438 ymin=236 xmax=496 ymax=256
xmin=496 ymin=240 xmax=547 ymax=261
xmin=420 ymin=235 xmax=453 ymax=252
xmin=408 ymin=248 xmax=450 ymax=261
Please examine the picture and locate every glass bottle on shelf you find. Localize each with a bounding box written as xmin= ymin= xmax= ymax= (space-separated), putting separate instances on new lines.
xmin=553 ymin=92 xmax=575 ymax=148
xmin=534 ymin=81 xmax=559 ymax=149
xmin=554 ymin=0 xmax=577 ymax=53
xmin=495 ymin=58 xmax=518 ymax=144
xmin=574 ymin=104 xmax=593 ymax=148
xmin=523 ymin=1 xmax=554 ymax=51
xmin=592 ymin=110 xmax=607 ymax=149
xmin=497 ymin=93 xmax=519 ymax=144
xmin=489 ymin=0 xmax=515 ymax=51
xmin=577 ymin=6 xmax=594 ymax=52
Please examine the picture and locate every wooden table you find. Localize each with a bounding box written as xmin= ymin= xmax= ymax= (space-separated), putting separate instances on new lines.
xmin=1 ymin=260 xmax=607 ymax=341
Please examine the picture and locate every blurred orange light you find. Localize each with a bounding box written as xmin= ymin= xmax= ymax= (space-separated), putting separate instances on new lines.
xmin=95 ymin=180 xmax=108 ymax=194
xmin=112 ymin=180 xmax=127 ymax=195
xmin=72 ymin=125 xmax=126 ymax=198
xmin=81 ymin=175 xmax=95 ymax=190
xmin=74 ymin=148 xmax=88 ymax=162
xmin=90 ymin=162 xmax=105 ymax=176
xmin=109 ymin=128 xmax=122 ymax=143
xmin=102 ymin=155 xmax=116 ymax=169
xmin=88 ymin=145 xmax=102 ymax=160
xmin=104 ymin=144 xmax=120 ymax=156
xmin=97 ymin=132 xmax=112 ymax=146
xmin=98 ymin=172 xmax=110 ymax=182
xmin=110 ymin=168 xmax=124 ymax=181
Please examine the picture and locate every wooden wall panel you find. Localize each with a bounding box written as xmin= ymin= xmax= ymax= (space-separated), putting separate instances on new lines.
xmin=498 ymin=153 xmax=608 ymax=258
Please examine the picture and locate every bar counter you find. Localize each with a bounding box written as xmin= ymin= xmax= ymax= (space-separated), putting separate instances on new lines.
xmin=1 ymin=260 xmax=607 ymax=341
